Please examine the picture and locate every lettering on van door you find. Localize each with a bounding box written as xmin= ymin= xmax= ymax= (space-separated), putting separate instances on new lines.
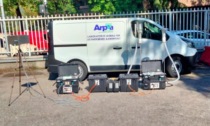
xmin=86 ymin=22 xmax=124 ymax=42
xmin=94 ymin=24 xmax=114 ymax=32
xmin=87 ymin=34 xmax=121 ymax=41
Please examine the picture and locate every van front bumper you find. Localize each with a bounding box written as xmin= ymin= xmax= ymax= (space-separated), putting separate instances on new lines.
xmin=185 ymin=54 xmax=198 ymax=67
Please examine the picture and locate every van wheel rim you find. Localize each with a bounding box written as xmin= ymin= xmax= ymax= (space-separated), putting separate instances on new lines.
xmin=171 ymin=61 xmax=182 ymax=74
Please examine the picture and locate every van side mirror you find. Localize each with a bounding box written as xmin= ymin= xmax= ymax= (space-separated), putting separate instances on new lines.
xmin=162 ymin=28 xmax=167 ymax=43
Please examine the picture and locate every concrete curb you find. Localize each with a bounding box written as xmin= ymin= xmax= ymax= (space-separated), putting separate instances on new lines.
xmin=0 ymin=55 xmax=47 ymax=70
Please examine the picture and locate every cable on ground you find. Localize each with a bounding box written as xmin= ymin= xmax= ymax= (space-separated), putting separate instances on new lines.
xmin=127 ymin=84 xmax=153 ymax=96
xmin=71 ymin=84 xmax=96 ymax=102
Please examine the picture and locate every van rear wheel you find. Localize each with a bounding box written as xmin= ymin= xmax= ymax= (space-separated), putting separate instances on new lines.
xmin=69 ymin=61 xmax=88 ymax=81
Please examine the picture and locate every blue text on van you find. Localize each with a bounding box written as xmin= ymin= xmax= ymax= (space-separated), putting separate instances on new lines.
xmin=94 ymin=24 xmax=114 ymax=31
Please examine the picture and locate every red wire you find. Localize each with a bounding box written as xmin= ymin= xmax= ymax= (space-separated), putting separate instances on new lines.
xmin=128 ymin=84 xmax=146 ymax=96
xmin=72 ymin=84 xmax=96 ymax=102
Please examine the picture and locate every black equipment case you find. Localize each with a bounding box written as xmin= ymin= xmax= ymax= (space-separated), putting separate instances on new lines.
xmin=106 ymin=79 xmax=120 ymax=92
xmin=56 ymin=76 xmax=79 ymax=94
xmin=58 ymin=64 xmax=79 ymax=77
xmin=106 ymin=79 xmax=114 ymax=92
xmin=88 ymin=74 xmax=108 ymax=92
xmin=141 ymin=60 xmax=166 ymax=90
xmin=113 ymin=80 xmax=120 ymax=92
xmin=56 ymin=64 xmax=79 ymax=94
xmin=119 ymin=74 xmax=139 ymax=92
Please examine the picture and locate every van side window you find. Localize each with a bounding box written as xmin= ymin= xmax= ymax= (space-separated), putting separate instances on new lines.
xmin=131 ymin=20 xmax=169 ymax=41
xmin=142 ymin=22 xmax=162 ymax=40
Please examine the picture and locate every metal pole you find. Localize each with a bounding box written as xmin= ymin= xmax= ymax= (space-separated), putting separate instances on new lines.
xmin=44 ymin=0 xmax=47 ymax=16
xmin=0 ymin=0 xmax=9 ymax=54
xmin=204 ymin=10 xmax=208 ymax=45
xmin=18 ymin=43 xmax=22 ymax=95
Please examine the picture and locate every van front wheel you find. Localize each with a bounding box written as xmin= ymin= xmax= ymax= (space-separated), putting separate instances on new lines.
xmin=166 ymin=56 xmax=183 ymax=77
xmin=69 ymin=61 xmax=88 ymax=81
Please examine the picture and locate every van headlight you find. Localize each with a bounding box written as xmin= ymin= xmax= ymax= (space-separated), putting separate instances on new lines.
xmin=180 ymin=38 xmax=195 ymax=48
xmin=187 ymin=42 xmax=193 ymax=47
xmin=187 ymin=42 xmax=195 ymax=48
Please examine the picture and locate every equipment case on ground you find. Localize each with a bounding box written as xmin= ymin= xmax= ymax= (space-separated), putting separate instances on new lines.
xmin=119 ymin=74 xmax=139 ymax=92
xmin=106 ymin=79 xmax=114 ymax=92
xmin=56 ymin=76 xmax=79 ymax=94
xmin=113 ymin=80 xmax=120 ymax=92
xmin=106 ymin=79 xmax=120 ymax=92
xmin=58 ymin=64 xmax=79 ymax=77
xmin=141 ymin=60 xmax=166 ymax=90
xmin=56 ymin=64 xmax=80 ymax=94
xmin=88 ymin=74 xmax=108 ymax=92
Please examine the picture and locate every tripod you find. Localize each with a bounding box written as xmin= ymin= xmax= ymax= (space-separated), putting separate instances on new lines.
xmin=8 ymin=41 xmax=46 ymax=106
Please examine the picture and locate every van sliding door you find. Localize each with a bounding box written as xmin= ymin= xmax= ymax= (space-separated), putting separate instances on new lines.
xmin=87 ymin=20 xmax=128 ymax=72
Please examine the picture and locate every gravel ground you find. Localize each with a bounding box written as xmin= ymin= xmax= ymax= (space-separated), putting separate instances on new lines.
xmin=0 ymin=64 xmax=210 ymax=126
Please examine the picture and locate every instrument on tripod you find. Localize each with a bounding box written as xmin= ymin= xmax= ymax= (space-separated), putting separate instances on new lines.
xmin=8 ymin=35 xmax=46 ymax=106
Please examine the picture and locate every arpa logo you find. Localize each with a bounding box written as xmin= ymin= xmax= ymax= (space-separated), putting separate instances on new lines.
xmin=94 ymin=24 xmax=114 ymax=32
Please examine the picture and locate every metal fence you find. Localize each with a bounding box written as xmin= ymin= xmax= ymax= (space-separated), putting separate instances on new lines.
xmin=0 ymin=8 xmax=210 ymax=57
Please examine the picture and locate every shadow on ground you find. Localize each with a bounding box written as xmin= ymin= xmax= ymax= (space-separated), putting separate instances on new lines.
xmin=179 ymin=63 xmax=210 ymax=98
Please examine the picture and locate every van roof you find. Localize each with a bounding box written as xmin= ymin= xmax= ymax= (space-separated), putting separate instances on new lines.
xmin=52 ymin=18 xmax=163 ymax=29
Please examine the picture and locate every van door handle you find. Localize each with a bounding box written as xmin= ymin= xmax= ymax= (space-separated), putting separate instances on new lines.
xmin=131 ymin=46 xmax=140 ymax=49
xmin=113 ymin=46 xmax=122 ymax=50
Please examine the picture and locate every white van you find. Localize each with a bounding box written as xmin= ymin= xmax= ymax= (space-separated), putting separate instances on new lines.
xmin=47 ymin=18 xmax=197 ymax=80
